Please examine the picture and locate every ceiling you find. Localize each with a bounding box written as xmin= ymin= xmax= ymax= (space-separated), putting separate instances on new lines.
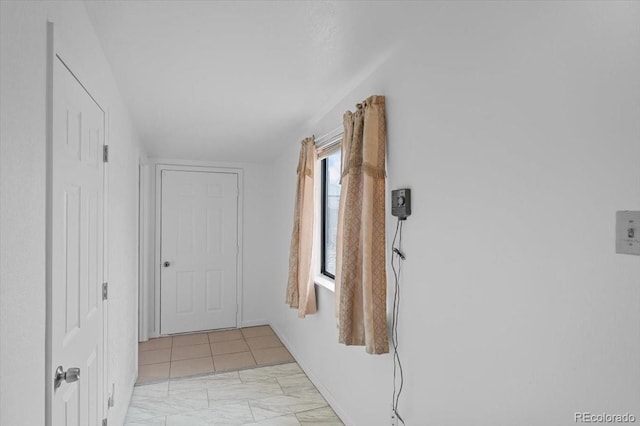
xmin=84 ymin=1 xmax=423 ymax=162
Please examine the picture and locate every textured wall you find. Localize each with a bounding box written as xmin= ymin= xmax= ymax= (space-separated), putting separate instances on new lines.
xmin=0 ymin=2 xmax=142 ymax=425
xmin=269 ymin=2 xmax=640 ymax=425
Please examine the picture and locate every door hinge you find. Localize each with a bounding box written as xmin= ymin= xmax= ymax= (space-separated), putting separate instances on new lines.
xmin=102 ymin=282 xmax=108 ymax=300
xmin=102 ymin=418 xmax=107 ymax=426
xmin=103 ymin=145 xmax=109 ymax=163
xmin=108 ymin=383 xmax=115 ymax=408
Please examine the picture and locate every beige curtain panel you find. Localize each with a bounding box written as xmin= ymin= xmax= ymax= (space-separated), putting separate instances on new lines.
xmin=286 ymin=137 xmax=317 ymax=318
xmin=335 ymin=95 xmax=389 ymax=355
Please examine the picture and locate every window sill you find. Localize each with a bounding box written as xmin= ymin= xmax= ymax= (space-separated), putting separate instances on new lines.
xmin=314 ymin=274 xmax=335 ymax=292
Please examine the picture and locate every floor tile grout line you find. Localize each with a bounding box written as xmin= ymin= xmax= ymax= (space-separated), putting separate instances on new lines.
xmin=168 ymin=341 xmax=174 ymax=378
xmin=248 ymin=349 xmax=257 ymax=366
xmin=247 ymin=398 xmax=257 ymax=423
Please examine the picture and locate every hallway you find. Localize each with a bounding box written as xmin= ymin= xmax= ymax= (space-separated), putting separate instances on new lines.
xmin=2 ymin=2 xmax=640 ymax=425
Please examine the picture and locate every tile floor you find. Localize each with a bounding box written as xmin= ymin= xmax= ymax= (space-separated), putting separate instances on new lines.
xmin=130 ymin=326 xmax=344 ymax=424
xmin=138 ymin=326 xmax=295 ymax=383
xmin=125 ymin=363 xmax=344 ymax=425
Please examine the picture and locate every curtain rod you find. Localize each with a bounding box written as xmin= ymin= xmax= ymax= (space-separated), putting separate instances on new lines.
xmin=314 ymin=125 xmax=343 ymax=149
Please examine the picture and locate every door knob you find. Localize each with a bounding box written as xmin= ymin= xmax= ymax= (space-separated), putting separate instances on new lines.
xmin=163 ymin=261 xmax=171 ymax=267
xmin=54 ymin=365 xmax=80 ymax=390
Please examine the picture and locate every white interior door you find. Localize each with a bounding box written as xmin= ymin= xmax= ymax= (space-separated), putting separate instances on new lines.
xmin=50 ymin=55 xmax=105 ymax=426
xmin=160 ymin=170 xmax=239 ymax=334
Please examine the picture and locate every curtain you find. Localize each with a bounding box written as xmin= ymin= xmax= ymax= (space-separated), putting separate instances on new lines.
xmin=335 ymin=95 xmax=389 ymax=354
xmin=286 ymin=137 xmax=317 ymax=318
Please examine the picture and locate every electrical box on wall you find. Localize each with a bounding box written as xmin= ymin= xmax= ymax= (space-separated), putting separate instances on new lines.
xmin=616 ymin=211 xmax=640 ymax=255
xmin=391 ymin=189 xmax=411 ymax=220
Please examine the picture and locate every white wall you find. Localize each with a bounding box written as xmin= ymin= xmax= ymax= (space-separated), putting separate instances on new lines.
xmin=269 ymin=2 xmax=640 ymax=425
xmin=140 ymin=159 xmax=274 ymax=338
xmin=0 ymin=2 xmax=142 ymax=425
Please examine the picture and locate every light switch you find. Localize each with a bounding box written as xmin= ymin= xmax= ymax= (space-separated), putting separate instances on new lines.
xmin=616 ymin=211 xmax=640 ymax=256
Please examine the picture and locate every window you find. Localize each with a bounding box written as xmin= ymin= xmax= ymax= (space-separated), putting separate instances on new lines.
xmin=321 ymin=150 xmax=341 ymax=279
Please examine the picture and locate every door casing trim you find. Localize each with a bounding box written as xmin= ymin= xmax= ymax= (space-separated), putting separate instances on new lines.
xmin=152 ymin=162 xmax=244 ymax=337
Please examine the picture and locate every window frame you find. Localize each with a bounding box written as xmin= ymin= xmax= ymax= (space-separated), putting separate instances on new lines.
xmin=313 ymin=127 xmax=344 ymax=289
xmin=320 ymin=156 xmax=336 ymax=280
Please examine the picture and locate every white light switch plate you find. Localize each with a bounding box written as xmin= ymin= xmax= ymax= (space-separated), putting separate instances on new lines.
xmin=616 ymin=211 xmax=640 ymax=255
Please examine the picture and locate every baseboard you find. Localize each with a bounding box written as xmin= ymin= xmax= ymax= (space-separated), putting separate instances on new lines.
xmin=141 ymin=320 xmax=268 ymax=341
xmin=241 ymin=319 xmax=269 ymax=328
xmin=270 ymin=324 xmax=355 ymax=426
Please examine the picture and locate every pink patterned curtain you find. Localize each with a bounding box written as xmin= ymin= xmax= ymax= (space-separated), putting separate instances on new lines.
xmin=335 ymin=95 xmax=389 ymax=354
xmin=286 ymin=137 xmax=317 ymax=317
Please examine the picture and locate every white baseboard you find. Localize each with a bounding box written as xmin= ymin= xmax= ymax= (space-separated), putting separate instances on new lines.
xmin=270 ymin=324 xmax=355 ymax=426
xmin=241 ymin=319 xmax=269 ymax=328
xmin=140 ymin=320 xmax=268 ymax=342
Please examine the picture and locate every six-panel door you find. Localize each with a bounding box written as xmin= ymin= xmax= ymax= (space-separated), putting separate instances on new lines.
xmin=51 ymin=55 xmax=105 ymax=426
xmin=160 ymin=170 xmax=239 ymax=334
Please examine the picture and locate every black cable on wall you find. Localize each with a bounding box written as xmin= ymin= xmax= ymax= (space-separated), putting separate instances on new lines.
xmin=391 ymin=218 xmax=406 ymax=425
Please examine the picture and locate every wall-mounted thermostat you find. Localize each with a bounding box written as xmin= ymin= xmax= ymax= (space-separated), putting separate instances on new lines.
xmin=616 ymin=211 xmax=640 ymax=255
xmin=391 ymin=189 xmax=411 ymax=220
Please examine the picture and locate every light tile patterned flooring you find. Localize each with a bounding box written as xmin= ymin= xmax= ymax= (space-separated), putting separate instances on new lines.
xmin=128 ymin=326 xmax=344 ymax=425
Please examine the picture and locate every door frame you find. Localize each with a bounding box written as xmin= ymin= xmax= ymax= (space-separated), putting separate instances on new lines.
xmin=45 ymin=21 xmax=110 ymax=426
xmin=153 ymin=162 xmax=244 ymax=336
xmin=138 ymin=158 xmax=151 ymax=342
